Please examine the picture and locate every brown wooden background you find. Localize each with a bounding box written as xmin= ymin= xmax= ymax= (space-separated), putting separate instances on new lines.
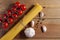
xmin=0 ymin=0 xmax=60 ymax=40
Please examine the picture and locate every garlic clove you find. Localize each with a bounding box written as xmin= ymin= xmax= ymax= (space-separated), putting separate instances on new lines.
xmin=41 ymin=25 xmax=47 ymax=32
xmin=31 ymin=20 xmax=35 ymax=27
xmin=40 ymin=12 xmax=44 ymax=17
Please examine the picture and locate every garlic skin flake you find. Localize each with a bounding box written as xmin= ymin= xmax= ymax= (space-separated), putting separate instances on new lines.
xmin=24 ymin=27 xmax=35 ymax=37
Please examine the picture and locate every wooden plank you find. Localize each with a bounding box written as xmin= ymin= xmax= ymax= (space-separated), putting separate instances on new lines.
xmin=14 ymin=39 xmax=60 ymax=40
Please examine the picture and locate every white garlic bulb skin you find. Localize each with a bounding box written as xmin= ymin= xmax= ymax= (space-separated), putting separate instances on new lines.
xmin=42 ymin=25 xmax=47 ymax=32
xmin=24 ymin=27 xmax=35 ymax=37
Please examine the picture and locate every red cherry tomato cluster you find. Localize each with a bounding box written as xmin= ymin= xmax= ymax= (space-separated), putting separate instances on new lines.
xmin=0 ymin=2 xmax=26 ymax=29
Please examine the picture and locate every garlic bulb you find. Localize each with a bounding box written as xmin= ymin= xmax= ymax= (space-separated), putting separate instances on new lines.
xmin=24 ymin=27 xmax=35 ymax=37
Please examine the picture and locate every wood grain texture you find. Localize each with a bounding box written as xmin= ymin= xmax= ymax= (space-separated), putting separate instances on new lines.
xmin=0 ymin=0 xmax=60 ymax=40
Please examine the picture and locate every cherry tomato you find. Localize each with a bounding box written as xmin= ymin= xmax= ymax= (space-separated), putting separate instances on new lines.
xmin=0 ymin=18 xmax=2 ymax=23
xmin=12 ymin=13 xmax=18 ymax=19
xmin=12 ymin=6 xmax=17 ymax=12
xmin=7 ymin=10 xmax=12 ymax=16
xmin=20 ymin=4 xmax=26 ymax=11
xmin=8 ymin=17 xmax=14 ymax=24
xmin=17 ymin=10 xmax=23 ymax=15
xmin=3 ymin=22 xmax=9 ymax=29
xmin=15 ymin=1 xmax=20 ymax=7
xmin=3 ymin=14 xmax=7 ymax=19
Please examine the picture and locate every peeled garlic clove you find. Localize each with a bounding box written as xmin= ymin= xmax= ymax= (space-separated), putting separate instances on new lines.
xmin=41 ymin=25 xmax=47 ymax=32
xmin=24 ymin=27 xmax=35 ymax=37
xmin=40 ymin=12 xmax=44 ymax=17
xmin=31 ymin=20 xmax=35 ymax=27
